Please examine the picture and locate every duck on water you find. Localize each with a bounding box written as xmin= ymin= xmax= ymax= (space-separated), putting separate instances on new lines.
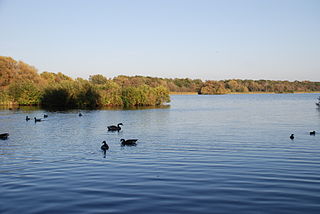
xmin=108 ymin=123 xmax=123 ymax=131
xmin=121 ymin=139 xmax=138 ymax=146
xmin=101 ymin=141 xmax=109 ymax=150
xmin=290 ymin=134 xmax=294 ymax=140
xmin=0 ymin=133 xmax=9 ymax=140
xmin=34 ymin=117 xmax=42 ymax=122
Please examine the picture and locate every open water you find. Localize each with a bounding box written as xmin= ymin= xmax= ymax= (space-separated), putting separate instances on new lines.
xmin=1 ymin=94 xmax=320 ymax=213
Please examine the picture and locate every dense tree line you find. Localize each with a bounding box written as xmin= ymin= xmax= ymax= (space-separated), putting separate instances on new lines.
xmin=1 ymin=56 xmax=320 ymax=107
xmin=89 ymin=74 xmax=320 ymax=95
xmin=0 ymin=56 xmax=170 ymax=107
xmin=198 ymin=79 xmax=320 ymax=94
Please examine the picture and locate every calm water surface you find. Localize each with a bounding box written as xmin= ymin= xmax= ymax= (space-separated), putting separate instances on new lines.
xmin=1 ymin=94 xmax=320 ymax=213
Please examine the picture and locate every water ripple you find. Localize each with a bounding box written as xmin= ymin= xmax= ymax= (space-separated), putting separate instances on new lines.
xmin=1 ymin=94 xmax=320 ymax=213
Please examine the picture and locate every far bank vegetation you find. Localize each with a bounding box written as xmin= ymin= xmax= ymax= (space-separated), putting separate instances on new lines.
xmin=1 ymin=56 xmax=320 ymax=107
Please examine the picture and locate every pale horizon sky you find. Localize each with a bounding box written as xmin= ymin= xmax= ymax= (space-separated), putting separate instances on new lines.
xmin=0 ymin=0 xmax=319 ymax=81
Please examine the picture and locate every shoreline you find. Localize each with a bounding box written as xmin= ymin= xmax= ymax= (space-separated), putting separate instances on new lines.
xmin=169 ymin=92 xmax=198 ymax=95
xmin=2 ymin=91 xmax=319 ymax=106
xmin=170 ymin=91 xmax=320 ymax=95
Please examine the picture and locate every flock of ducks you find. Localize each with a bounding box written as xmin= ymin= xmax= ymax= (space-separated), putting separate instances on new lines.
xmin=100 ymin=138 xmax=138 ymax=151
xmin=101 ymin=122 xmax=138 ymax=152
xmin=1 ymin=112 xmax=138 ymax=154
xmin=25 ymin=114 xmax=48 ymax=122
xmin=1 ymin=111 xmax=318 ymax=152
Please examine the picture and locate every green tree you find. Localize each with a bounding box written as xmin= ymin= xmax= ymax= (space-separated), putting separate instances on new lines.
xmin=154 ymin=86 xmax=170 ymax=105
xmin=89 ymin=74 xmax=108 ymax=85
xmin=99 ymin=81 xmax=123 ymax=106
xmin=74 ymin=80 xmax=101 ymax=108
xmin=8 ymin=80 xmax=42 ymax=105
xmin=41 ymin=86 xmax=72 ymax=108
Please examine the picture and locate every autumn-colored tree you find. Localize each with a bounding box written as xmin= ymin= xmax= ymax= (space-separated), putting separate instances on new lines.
xmin=0 ymin=56 xmax=42 ymax=87
xmin=199 ymin=81 xmax=230 ymax=95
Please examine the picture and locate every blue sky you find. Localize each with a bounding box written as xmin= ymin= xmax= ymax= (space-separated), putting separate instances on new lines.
xmin=0 ymin=0 xmax=319 ymax=81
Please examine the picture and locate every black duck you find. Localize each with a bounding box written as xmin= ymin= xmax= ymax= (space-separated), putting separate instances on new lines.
xmin=120 ymin=139 xmax=138 ymax=146
xmin=0 ymin=133 xmax=9 ymax=140
xmin=101 ymin=141 xmax=109 ymax=150
xmin=34 ymin=117 xmax=42 ymax=122
xmin=108 ymin=123 xmax=123 ymax=131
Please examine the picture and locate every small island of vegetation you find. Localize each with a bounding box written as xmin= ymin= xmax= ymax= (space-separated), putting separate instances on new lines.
xmin=1 ymin=56 xmax=320 ymax=108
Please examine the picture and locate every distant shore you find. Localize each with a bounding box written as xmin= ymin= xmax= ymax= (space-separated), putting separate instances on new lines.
xmin=170 ymin=91 xmax=320 ymax=95
xmin=2 ymin=56 xmax=320 ymax=106
xmin=229 ymin=91 xmax=320 ymax=95
xmin=2 ymin=91 xmax=319 ymax=106
xmin=169 ymin=92 xmax=198 ymax=95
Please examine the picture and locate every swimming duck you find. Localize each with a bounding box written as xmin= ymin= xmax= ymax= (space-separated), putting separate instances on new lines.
xmin=44 ymin=114 xmax=48 ymax=118
xmin=26 ymin=116 xmax=31 ymax=121
xmin=101 ymin=141 xmax=109 ymax=150
xmin=290 ymin=134 xmax=294 ymax=140
xmin=79 ymin=112 xmax=83 ymax=117
xmin=120 ymin=139 xmax=138 ymax=146
xmin=108 ymin=123 xmax=123 ymax=131
xmin=0 ymin=133 xmax=9 ymax=140
xmin=34 ymin=117 xmax=42 ymax=122
xmin=310 ymin=131 xmax=316 ymax=135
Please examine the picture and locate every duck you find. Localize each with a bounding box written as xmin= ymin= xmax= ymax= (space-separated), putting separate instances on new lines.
xmin=44 ymin=114 xmax=48 ymax=118
xmin=79 ymin=112 xmax=83 ymax=117
xmin=290 ymin=134 xmax=294 ymax=140
xmin=0 ymin=133 xmax=9 ymax=140
xmin=26 ymin=116 xmax=31 ymax=121
xmin=108 ymin=123 xmax=123 ymax=131
xmin=120 ymin=138 xmax=138 ymax=146
xmin=310 ymin=131 xmax=316 ymax=135
xmin=34 ymin=117 xmax=42 ymax=122
xmin=101 ymin=141 xmax=109 ymax=150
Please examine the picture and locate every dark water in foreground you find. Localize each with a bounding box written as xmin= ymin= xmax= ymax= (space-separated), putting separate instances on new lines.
xmin=1 ymin=94 xmax=320 ymax=214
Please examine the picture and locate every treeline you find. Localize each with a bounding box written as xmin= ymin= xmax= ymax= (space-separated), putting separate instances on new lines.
xmin=0 ymin=56 xmax=170 ymax=107
xmin=198 ymin=79 xmax=320 ymax=94
xmin=93 ymin=75 xmax=320 ymax=94
xmin=1 ymin=56 xmax=320 ymax=107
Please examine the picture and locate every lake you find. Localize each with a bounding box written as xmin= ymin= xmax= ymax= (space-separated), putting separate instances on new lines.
xmin=1 ymin=94 xmax=320 ymax=214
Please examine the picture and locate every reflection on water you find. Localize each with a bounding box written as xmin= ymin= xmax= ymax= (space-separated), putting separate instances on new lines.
xmin=0 ymin=104 xmax=170 ymax=112
xmin=0 ymin=105 xmax=39 ymax=111
xmin=100 ymin=104 xmax=171 ymax=111
xmin=1 ymin=93 xmax=320 ymax=214
xmin=102 ymin=149 xmax=107 ymax=158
